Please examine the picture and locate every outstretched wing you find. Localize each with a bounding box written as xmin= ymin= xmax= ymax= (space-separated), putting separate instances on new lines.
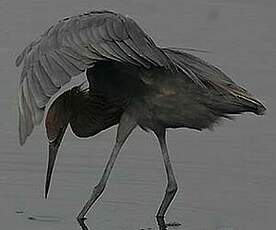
xmin=16 ymin=10 xmax=177 ymax=145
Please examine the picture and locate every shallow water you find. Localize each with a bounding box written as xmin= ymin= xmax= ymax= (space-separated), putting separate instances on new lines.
xmin=0 ymin=0 xmax=275 ymax=229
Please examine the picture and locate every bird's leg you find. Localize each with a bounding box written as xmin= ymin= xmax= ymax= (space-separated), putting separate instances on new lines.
xmin=155 ymin=129 xmax=178 ymax=220
xmin=77 ymin=111 xmax=137 ymax=221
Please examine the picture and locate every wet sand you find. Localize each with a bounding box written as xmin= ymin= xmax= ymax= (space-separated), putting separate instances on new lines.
xmin=0 ymin=0 xmax=275 ymax=229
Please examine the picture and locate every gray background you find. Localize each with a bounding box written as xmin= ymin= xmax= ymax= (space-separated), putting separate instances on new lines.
xmin=0 ymin=0 xmax=275 ymax=229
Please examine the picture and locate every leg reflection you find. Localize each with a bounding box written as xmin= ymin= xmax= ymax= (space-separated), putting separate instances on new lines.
xmin=77 ymin=213 xmax=180 ymax=230
xmin=77 ymin=218 xmax=90 ymax=230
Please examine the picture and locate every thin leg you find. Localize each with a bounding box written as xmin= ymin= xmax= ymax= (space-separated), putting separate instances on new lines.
xmin=155 ymin=129 xmax=178 ymax=218
xmin=77 ymin=111 xmax=137 ymax=220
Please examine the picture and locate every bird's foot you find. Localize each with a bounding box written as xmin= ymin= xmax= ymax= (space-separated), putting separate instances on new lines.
xmin=77 ymin=217 xmax=90 ymax=230
xmin=156 ymin=216 xmax=167 ymax=230
xmin=156 ymin=216 xmax=181 ymax=230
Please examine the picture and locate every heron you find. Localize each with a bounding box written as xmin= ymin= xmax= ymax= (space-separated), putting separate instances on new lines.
xmin=16 ymin=10 xmax=266 ymax=225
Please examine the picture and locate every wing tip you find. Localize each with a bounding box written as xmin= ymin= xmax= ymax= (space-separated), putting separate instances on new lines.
xmin=256 ymin=103 xmax=267 ymax=115
xmin=18 ymin=82 xmax=36 ymax=146
xmin=243 ymin=95 xmax=267 ymax=116
xmin=15 ymin=53 xmax=24 ymax=67
xmin=19 ymin=134 xmax=27 ymax=146
xmin=18 ymin=113 xmax=28 ymax=146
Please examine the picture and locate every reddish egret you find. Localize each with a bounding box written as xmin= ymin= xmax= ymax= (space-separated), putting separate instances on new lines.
xmin=16 ymin=10 xmax=266 ymax=224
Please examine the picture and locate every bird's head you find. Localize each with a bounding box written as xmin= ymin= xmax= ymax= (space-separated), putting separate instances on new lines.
xmin=44 ymin=86 xmax=86 ymax=198
xmin=44 ymin=84 xmax=123 ymax=198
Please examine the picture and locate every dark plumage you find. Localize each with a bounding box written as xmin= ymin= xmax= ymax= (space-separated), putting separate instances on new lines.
xmin=16 ymin=10 xmax=266 ymax=227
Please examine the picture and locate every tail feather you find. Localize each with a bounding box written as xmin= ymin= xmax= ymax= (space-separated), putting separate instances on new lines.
xmin=233 ymin=94 xmax=266 ymax=115
xmin=224 ymin=85 xmax=265 ymax=115
xmin=209 ymin=81 xmax=266 ymax=115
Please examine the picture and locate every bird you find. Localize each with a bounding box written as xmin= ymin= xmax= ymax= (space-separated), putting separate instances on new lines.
xmin=16 ymin=10 xmax=266 ymax=224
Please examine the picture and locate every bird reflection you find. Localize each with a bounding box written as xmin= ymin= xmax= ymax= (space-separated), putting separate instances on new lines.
xmin=77 ymin=216 xmax=178 ymax=230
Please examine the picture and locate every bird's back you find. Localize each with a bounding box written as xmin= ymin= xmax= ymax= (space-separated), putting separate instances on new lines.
xmin=118 ymin=53 xmax=267 ymax=131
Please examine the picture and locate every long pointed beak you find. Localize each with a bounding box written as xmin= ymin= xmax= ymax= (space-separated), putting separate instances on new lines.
xmin=45 ymin=126 xmax=67 ymax=199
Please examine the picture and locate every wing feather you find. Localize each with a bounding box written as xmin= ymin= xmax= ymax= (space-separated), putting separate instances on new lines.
xmin=24 ymin=79 xmax=44 ymax=124
xmin=116 ymin=41 xmax=150 ymax=67
xmin=123 ymin=38 xmax=156 ymax=65
xmin=58 ymin=47 xmax=92 ymax=70
xmin=34 ymin=61 xmax=59 ymax=96
xmin=28 ymin=70 xmax=49 ymax=107
xmin=39 ymin=54 xmax=62 ymax=87
xmin=88 ymin=25 xmax=121 ymax=60
xmin=163 ymin=48 xmax=234 ymax=86
xmin=48 ymin=51 xmax=75 ymax=77
xmin=45 ymin=55 xmax=71 ymax=85
xmin=124 ymin=18 xmax=169 ymax=67
xmin=16 ymin=10 xmax=176 ymax=144
xmin=18 ymin=83 xmax=34 ymax=145
xmin=106 ymin=41 xmax=139 ymax=65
